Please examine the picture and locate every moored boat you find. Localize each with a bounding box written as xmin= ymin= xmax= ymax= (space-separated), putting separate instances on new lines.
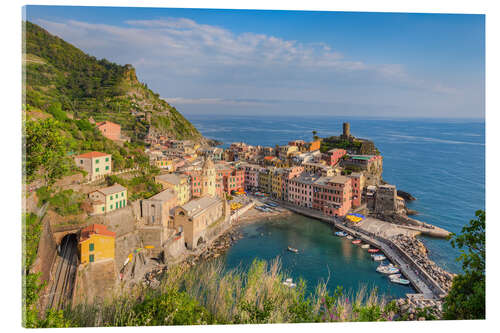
xmin=287 ymin=246 xmax=299 ymax=253
xmin=371 ymin=254 xmax=386 ymax=261
xmin=368 ymin=248 xmax=380 ymax=253
xmin=334 ymin=231 xmax=347 ymax=237
xmin=346 ymin=235 xmax=354 ymax=240
xmin=388 ymin=273 xmax=402 ymax=280
xmin=376 ymin=264 xmax=400 ymax=275
xmin=390 ymin=277 xmax=410 ymax=285
xmin=361 ymin=244 xmax=370 ymax=249
xmin=352 ymin=239 xmax=362 ymax=244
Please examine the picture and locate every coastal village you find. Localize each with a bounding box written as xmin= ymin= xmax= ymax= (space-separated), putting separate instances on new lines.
xmin=29 ymin=118 xmax=455 ymax=318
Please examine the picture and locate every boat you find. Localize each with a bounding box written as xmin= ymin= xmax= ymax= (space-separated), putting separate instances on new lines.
xmin=361 ymin=244 xmax=370 ymax=249
xmin=376 ymin=264 xmax=400 ymax=275
xmin=371 ymin=254 xmax=387 ymax=261
xmin=368 ymin=248 xmax=380 ymax=253
xmin=346 ymin=235 xmax=354 ymax=240
xmin=283 ymin=278 xmax=297 ymax=288
xmin=287 ymin=246 xmax=299 ymax=253
xmin=334 ymin=231 xmax=347 ymax=237
xmin=390 ymin=277 xmax=410 ymax=285
xmin=388 ymin=273 xmax=402 ymax=280
xmin=352 ymin=239 xmax=362 ymax=244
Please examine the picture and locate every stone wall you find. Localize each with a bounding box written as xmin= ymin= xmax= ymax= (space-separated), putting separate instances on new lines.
xmin=31 ymin=216 xmax=58 ymax=286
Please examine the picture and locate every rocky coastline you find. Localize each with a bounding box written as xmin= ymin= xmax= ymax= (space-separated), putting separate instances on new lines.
xmin=391 ymin=234 xmax=455 ymax=292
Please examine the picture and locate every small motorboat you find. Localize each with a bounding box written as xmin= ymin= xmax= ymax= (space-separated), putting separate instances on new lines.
xmin=371 ymin=254 xmax=387 ymax=261
xmin=388 ymin=273 xmax=402 ymax=280
xmin=361 ymin=244 xmax=370 ymax=249
xmin=287 ymin=246 xmax=299 ymax=253
xmin=334 ymin=231 xmax=347 ymax=237
xmin=346 ymin=235 xmax=354 ymax=240
xmin=390 ymin=277 xmax=410 ymax=285
xmin=352 ymin=239 xmax=362 ymax=244
xmin=376 ymin=264 xmax=400 ymax=275
xmin=283 ymin=278 xmax=297 ymax=288
xmin=368 ymin=248 xmax=380 ymax=253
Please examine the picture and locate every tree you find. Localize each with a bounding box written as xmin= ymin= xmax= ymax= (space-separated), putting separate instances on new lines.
xmin=442 ymin=210 xmax=485 ymax=320
xmin=312 ymin=130 xmax=318 ymax=141
xmin=25 ymin=118 xmax=70 ymax=184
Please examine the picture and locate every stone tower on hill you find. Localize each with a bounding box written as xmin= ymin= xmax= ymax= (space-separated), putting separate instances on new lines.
xmin=201 ymin=157 xmax=216 ymax=197
xmin=341 ymin=122 xmax=352 ymax=140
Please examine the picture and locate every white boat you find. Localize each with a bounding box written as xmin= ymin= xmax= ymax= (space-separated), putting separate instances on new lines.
xmin=390 ymin=277 xmax=410 ymax=285
xmin=361 ymin=244 xmax=370 ymax=249
xmin=287 ymin=246 xmax=299 ymax=253
xmin=376 ymin=264 xmax=400 ymax=275
xmin=371 ymin=254 xmax=387 ymax=261
xmin=346 ymin=235 xmax=354 ymax=240
xmin=335 ymin=231 xmax=347 ymax=237
xmin=388 ymin=273 xmax=402 ymax=280
xmin=283 ymin=278 xmax=297 ymax=288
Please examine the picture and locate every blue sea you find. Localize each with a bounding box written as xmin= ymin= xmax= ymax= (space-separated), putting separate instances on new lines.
xmin=185 ymin=114 xmax=485 ymax=296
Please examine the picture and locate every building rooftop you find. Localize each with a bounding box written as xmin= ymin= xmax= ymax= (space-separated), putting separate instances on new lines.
xmin=75 ymin=151 xmax=110 ymax=159
xmin=96 ymin=120 xmax=120 ymax=127
xmin=94 ymin=184 xmax=127 ymax=196
xmin=156 ymin=173 xmax=186 ymax=185
xmin=148 ymin=188 xmax=176 ymax=202
xmin=181 ymin=196 xmax=221 ymax=217
xmin=80 ymin=224 xmax=116 ymax=242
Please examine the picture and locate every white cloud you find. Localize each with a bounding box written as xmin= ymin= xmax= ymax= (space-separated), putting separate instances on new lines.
xmin=33 ymin=17 xmax=469 ymax=116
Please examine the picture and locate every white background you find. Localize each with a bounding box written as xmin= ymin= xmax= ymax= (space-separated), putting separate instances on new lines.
xmin=1 ymin=0 xmax=497 ymax=332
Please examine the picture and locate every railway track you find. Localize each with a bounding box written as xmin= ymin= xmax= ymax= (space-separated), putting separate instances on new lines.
xmin=46 ymin=235 xmax=78 ymax=310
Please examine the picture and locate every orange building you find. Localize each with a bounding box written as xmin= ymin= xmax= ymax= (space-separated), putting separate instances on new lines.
xmin=96 ymin=121 xmax=121 ymax=141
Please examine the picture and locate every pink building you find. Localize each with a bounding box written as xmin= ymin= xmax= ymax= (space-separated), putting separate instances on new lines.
xmin=324 ymin=148 xmax=347 ymax=166
xmin=349 ymin=173 xmax=364 ymax=207
xmin=96 ymin=121 xmax=121 ymax=141
xmin=281 ymin=166 xmax=304 ymax=200
xmin=241 ymin=164 xmax=261 ymax=191
xmin=288 ymin=173 xmax=319 ymax=208
xmin=313 ymin=176 xmax=352 ymax=217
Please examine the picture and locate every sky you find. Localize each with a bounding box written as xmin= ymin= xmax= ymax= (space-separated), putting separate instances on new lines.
xmin=24 ymin=6 xmax=485 ymax=118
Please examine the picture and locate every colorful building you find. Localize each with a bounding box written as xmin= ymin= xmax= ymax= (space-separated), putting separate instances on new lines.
xmin=288 ymin=173 xmax=319 ymax=208
xmin=155 ymin=173 xmax=191 ymax=205
xmin=324 ymin=148 xmax=347 ymax=166
xmin=88 ymin=183 xmax=127 ymax=214
xmin=312 ymin=176 xmax=352 ymax=217
xmin=74 ymin=151 xmax=112 ymax=181
xmin=96 ymin=121 xmax=122 ymax=141
xmin=258 ymin=168 xmax=272 ymax=194
xmin=349 ymin=172 xmax=365 ymax=207
xmin=79 ymin=224 xmax=115 ymax=264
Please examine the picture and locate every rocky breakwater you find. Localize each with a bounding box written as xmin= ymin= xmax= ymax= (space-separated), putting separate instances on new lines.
xmin=184 ymin=229 xmax=244 ymax=267
xmin=391 ymin=235 xmax=455 ymax=292
xmin=395 ymin=296 xmax=443 ymax=321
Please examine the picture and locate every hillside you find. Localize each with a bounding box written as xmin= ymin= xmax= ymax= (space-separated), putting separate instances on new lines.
xmin=23 ymin=21 xmax=202 ymax=141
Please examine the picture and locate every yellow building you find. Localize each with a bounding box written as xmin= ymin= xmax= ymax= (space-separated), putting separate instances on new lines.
xmin=271 ymin=169 xmax=283 ymax=199
xmin=155 ymin=173 xmax=191 ymax=205
xmin=78 ymin=224 xmax=115 ymax=264
xmin=258 ymin=168 xmax=272 ymax=194
xmin=154 ymin=158 xmax=175 ymax=172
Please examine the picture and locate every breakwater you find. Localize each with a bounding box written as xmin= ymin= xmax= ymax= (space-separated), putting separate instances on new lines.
xmin=276 ymin=200 xmax=449 ymax=300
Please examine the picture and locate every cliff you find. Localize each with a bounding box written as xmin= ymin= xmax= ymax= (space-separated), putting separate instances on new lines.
xmin=23 ymin=21 xmax=202 ymax=142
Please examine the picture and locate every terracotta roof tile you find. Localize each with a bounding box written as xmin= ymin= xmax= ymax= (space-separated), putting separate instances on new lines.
xmin=80 ymin=224 xmax=116 ymax=242
xmin=75 ymin=151 xmax=110 ymax=159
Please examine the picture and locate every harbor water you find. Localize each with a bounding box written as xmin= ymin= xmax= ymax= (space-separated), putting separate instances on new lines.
xmin=186 ymin=114 xmax=485 ymax=296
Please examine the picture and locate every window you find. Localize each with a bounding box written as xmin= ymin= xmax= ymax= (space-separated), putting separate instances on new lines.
xmin=95 ymin=168 xmax=99 ymax=172
xmin=110 ymin=205 xmax=113 ymax=210
xmin=101 ymin=207 xmax=104 ymax=212
xmin=89 ymin=243 xmax=94 ymax=251
xmin=116 ymin=202 xmax=118 ymax=209
xmin=105 ymin=157 xmax=109 ymax=162
xmin=115 ymin=194 xmax=118 ymax=199
xmin=105 ymin=166 xmax=109 ymax=170
xmin=89 ymin=254 xmax=94 ymax=263
xmin=110 ymin=196 xmax=113 ymax=200
xmin=121 ymin=192 xmax=124 ymax=197
xmin=80 ymin=160 xmax=83 ymax=164
xmin=95 ymin=159 xmax=99 ymax=164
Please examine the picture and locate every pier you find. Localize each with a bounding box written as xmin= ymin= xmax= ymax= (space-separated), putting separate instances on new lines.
xmin=273 ymin=200 xmax=447 ymax=300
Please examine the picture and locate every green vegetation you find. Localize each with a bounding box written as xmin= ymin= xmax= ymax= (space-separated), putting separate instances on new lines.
xmin=38 ymin=188 xmax=85 ymax=216
xmin=24 ymin=21 xmax=202 ymax=142
xmin=443 ymin=210 xmax=485 ymax=320
xmin=105 ymin=170 xmax=162 ymax=201
xmin=55 ymin=258 xmax=397 ymax=327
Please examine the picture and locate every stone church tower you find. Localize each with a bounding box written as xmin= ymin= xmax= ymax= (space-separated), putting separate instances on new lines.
xmin=201 ymin=157 xmax=216 ymax=197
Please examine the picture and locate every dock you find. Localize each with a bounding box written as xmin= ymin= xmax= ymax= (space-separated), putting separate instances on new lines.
xmin=274 ymin=200 xmax=447 ymax=300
